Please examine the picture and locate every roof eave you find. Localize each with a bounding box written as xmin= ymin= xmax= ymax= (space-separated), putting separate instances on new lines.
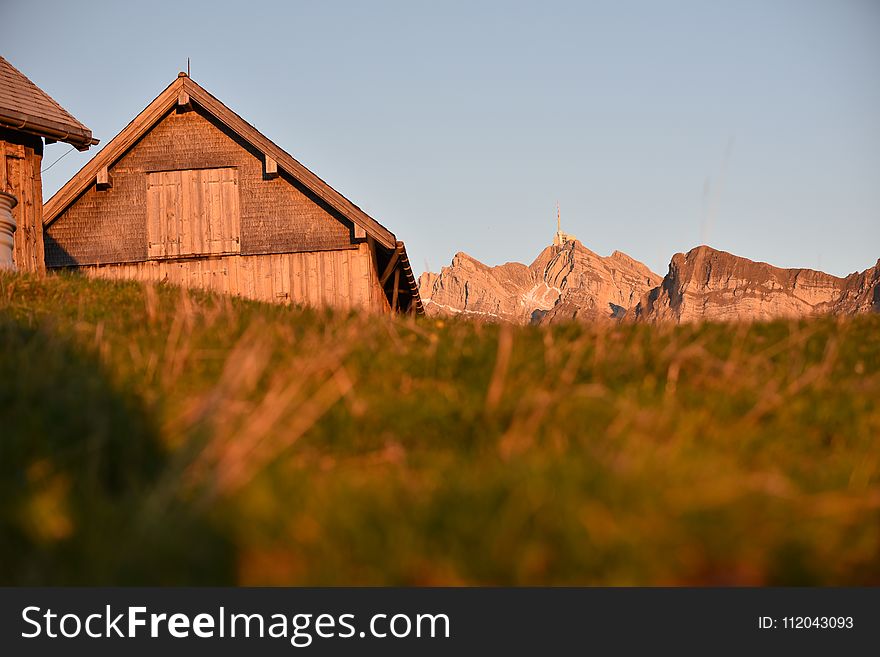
xmin=0 ymin=110 xmax=97 ymax=150
xmin=395 ymin=241 xmax=424 ymax=315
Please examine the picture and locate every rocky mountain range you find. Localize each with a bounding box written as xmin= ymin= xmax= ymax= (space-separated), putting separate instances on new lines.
xmin=418 ymin=238 xmax=880 ymax=324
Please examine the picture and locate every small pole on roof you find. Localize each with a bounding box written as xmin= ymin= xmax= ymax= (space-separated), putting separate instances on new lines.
xmin=187 ymin=57 xmax=190 ymax=77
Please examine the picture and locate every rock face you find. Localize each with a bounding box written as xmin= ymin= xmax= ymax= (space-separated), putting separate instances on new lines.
xmin=635 ymin=246 xmax=880 ymax=322
xmin=418 ymin=239 xmax=661 ymax=324
xmin=833 ymin=259 xmax=880 ymax=315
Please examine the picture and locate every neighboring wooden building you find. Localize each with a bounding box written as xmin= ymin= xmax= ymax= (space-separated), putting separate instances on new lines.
xmin=0 ymin=56 xmax=97 ymax=271
xmin=43 ymin=73 xmax=422 ymax=314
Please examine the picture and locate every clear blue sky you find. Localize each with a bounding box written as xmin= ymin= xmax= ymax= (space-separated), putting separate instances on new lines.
xmin=4 ymin=0 xmax=879 ymax=277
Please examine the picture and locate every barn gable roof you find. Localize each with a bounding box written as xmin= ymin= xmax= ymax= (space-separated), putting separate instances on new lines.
xmin=0 ymin=56 xmax=98 ymax=150
xmin=43 ymin=73 xmax=398 ymax=250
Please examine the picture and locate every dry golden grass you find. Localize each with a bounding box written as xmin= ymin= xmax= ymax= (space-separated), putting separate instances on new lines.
xmin=1 ymin=271 xmax=878 ymax=585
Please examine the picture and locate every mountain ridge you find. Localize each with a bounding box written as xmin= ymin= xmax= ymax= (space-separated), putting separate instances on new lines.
xmin=419 ymin=241 xmax=880 ymax=324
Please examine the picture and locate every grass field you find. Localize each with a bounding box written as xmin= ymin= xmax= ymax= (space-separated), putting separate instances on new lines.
xmin=1 ymin=272 xmax=878 ymax=585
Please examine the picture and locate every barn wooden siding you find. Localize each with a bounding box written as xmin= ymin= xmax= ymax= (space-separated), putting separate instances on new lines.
xmin=45 ymin=108 xmax=355 ymax=268
xmin=0 ymin=128 xmax=44 ymax=272
xmin=77 ymin=243 xmax=391 ymax=313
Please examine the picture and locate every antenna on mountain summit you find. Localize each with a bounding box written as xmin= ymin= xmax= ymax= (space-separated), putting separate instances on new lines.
xmin=553 ymin=201 xmax=574 ymax=247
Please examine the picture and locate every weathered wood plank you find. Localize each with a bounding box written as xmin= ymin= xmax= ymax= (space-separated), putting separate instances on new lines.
xmin=177 ymin=87 xmax=191 ymax=110
xmin=391 ymin=268 xmax=400 ymax=312
xmin=180 ymin=169 xmax=193 ymax=254
xmin=291 ymin=252 xmax=303 ymax=304
xmin=96 ymin=166 xmax=112 ymax=190
xmin=380 ymin=244 xmax=402 ymax=286
xmin=0 ymin=142 xmax=6 ymax=190
xmin=306 ymin=252 xmax=320 ymax=307
xmin=265 ymin=155 xmax=278 ymax=179
xmin=339 ymin=249 xmax=351 ymax=309
xmin=280 ymin=253 xmax=291 ymax=303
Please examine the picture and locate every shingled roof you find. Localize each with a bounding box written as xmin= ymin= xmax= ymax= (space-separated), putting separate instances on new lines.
xmin=0 ymin=56 xmax=97 ymax=150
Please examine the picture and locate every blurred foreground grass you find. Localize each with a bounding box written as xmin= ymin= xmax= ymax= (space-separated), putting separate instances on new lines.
xmin=1 ymin=272 xmax=878 ymax=585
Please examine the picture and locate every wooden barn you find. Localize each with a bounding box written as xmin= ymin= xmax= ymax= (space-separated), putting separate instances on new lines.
xmin=43 ymin=72 xmax=422 ymax=314
xmin=0 ymin=56 xmax=97 ymax=271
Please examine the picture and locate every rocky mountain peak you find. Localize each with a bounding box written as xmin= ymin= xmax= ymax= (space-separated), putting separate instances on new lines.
xmin=635 ymin=246 xmax=880 ymax=322
xmin=419 ymin=239 xmax=661 ymax=324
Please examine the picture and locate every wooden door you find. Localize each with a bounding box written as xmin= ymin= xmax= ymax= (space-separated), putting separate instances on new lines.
xmin=147 ymin=167 xmax=240 ymax=258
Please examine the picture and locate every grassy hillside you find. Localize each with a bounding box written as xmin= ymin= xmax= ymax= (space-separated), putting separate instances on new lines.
xmin=1 ymin=272 xmax=878 ymax=585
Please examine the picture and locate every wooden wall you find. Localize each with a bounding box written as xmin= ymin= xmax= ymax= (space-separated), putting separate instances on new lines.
xmin=45 ymin=107 xmax=357 ymax=268
xmin=1 ymin=129 xmax=44 ymax=273
xmin=76 ymin=243 xmax=391 ymax=313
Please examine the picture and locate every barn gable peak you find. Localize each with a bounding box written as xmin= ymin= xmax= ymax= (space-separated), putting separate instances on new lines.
xmin=44 ymin=74 xmax=397 ymax=250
